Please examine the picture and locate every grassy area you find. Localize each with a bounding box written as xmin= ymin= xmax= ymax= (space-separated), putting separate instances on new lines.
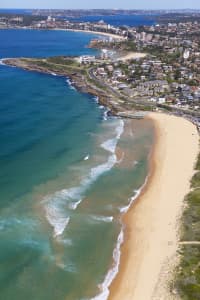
xmin=23 ymin=57 xmax=84 ymax=74
xmin=173 ymin=151 xmax=200 ymax=299
xmin=47 ymin=56 xmax=79 ymax=67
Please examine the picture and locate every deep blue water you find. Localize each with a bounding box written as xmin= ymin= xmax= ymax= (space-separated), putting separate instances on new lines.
xmin=70 ymin=14 xmax=156 ymax=27
xmin=0 ymin=64 xmax=102 ymax=207
xmin=0 ymin=29 xmax=104 ymax=206
xmin=0 ymin=29 xmax=101 ymax=58
xmin=0 ymin=9 xmax=31 ymax=15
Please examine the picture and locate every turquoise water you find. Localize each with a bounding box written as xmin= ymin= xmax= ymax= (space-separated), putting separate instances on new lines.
xmin=0 ymin=30 xmax=154 ymax=299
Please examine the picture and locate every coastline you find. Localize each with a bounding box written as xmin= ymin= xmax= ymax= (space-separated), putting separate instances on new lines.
xmin=2 ymin=57 xmax=124 ymax=115
xmin=54 ymin=28 xmax=126 ymax=40
xmin=108 ymin=113 xmax=199 ymax=300
xmin=2 ymin=25 xmax=200 ymax=300
xmin=0 ymin=27 xmax=125 ymax=41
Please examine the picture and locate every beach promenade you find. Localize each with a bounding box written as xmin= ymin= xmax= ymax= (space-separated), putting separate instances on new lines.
xmin=109 ymin=113 xmax=199 ymax=300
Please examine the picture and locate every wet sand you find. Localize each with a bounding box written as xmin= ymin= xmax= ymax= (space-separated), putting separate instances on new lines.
xmin=108 ymin=113 xmax=199 ymax=300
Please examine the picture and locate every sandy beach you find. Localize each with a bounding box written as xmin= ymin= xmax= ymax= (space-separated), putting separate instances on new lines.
xmin=55 ymin=28 xmax=146 ymax=62
xmin=117 ymin=52 xmax=146 ymax=61
xmin=108 ymin=113 xmax=199 ymax=300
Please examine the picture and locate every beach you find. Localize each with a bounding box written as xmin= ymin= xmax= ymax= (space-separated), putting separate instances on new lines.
xmin=109 ymin=113 xmax=199 ymax=300
xmin=117 ymin=52 xmax=146 ymax=61
xmin=55 ymin=28 xmax=126 ymax=40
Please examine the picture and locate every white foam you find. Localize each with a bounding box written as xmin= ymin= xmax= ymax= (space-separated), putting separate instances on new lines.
xmin=101 ymin=139 xmax=117 ymax=154
xmin=66 ymin=78 xmax=76 ymax=90
xmin=91 ymin=230 xmax=124 ymax=300
xmin=44 ymin=199 xmax=70 ymax=237
xmin=101 ymin=119 xmax=124 ymax=154
xmin=116 ymin=119 xmax=124 ymax=139
xmin=91 ymin=176 xmax=147 ymax=300
xmin=43 ymin=158 xmax=115 ymax=236
xmin=43 ymin=186 xmax=83 ymax=236
xmin=103 ymin=109 xmax=109 ymax=121
xmin=0 ymin=58 xmax=16 ymax=68
xmin=90 ymin=154 xmax=116 ymax=180
xmin=119 ymin=176 xmax=149 ymax=214
xmin=119 ymin=189 xmax=142 ymax=214
xmin=91 ymin=177 xmax=149 ymax=299
xmin=64 ymin=186 xmax=83 ymax=201
xmin=43 ymin=119 xmax=124 ymax=237
xmin=0 ymin=59 xmax=5 ymax=66
xmin=84 ymin=155 xmax=90 ymax=161
xmin=44 ymin=154 xmax=116 ymax=237
xmin=68 ymin=199 xmax=82 ymax=210
xmin=91 ymin=215 xmax=113 ymax=223
xmin=93 ymin=96 xmax=99 ymax=103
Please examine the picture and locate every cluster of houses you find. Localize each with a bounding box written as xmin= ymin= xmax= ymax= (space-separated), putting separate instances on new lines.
xmin=89 ymin=52 xmax=200 ymax=110
xmin=32 ymin=18 xmax=200 ymax=112
xmin=1 ymin=13 xmax=200 ymax=114
xmin=0 ymin=16 xmax=24 ymax=28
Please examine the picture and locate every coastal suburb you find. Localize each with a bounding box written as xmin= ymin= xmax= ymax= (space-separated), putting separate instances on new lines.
xmin=0 ymin=1 xmax=200 ymax=300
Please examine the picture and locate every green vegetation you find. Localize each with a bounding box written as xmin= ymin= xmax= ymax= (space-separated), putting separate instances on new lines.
xmin=195 ymin=154 xmax=200 ymax=170
xmin=174 ymin=152 xmax=200 ymax=299
xmin=175 ymin=245 xmax=200 ymax=300
xmin=48 ymin=56 xmax=78 ymax=66
xmin=123 ymin=40 xmax=138 ymax=52
xmin=23 ymin=57 xmax=84 ymax=75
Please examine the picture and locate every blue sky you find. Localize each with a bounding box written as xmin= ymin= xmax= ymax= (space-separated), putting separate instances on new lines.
xmin=1 ymin=0 xmax=200 ymax=9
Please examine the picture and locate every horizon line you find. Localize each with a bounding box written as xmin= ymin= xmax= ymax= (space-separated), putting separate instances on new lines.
xmin=0 ymin=7 xmax=200 ymax=11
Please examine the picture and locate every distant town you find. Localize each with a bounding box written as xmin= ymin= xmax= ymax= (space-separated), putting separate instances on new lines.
xmin=1 ymin=10 xmax=200 ymax=128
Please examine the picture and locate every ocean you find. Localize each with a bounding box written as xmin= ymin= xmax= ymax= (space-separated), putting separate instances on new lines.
xmin=0 ymin=29 xmax=154 ymax=300
xmin=70 ymin=14 xmax=156 ymax=27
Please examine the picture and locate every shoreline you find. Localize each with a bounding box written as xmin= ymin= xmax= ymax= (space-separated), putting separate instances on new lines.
xmin=0 ymin=27 xmax=125 ymax=41
xmin=108 ymin=113 xmax=199 ymax=300
xmin=53 ymin=28 xmax=126 ymax=40
xmin=2 ymin=55 xmax=199 ymax=299
xmin=2 ymin=58 xmax=125 ymax=115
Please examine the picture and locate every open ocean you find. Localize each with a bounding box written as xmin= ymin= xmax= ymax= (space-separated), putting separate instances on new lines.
xmin=69 ymin=14 xmax=156 ymax=26
xmin=0 ymin=29 xmax=154 ymax=300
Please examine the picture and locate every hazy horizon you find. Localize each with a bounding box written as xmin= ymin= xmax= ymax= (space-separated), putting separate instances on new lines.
xmin=1 ymin=0 xmax=200 ymax=10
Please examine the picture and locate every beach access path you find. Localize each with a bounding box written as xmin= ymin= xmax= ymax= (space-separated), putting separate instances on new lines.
xmin=109 ymin=113 xmax=199 ymax=300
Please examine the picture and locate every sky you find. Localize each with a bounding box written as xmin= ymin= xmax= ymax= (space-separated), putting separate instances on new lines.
xmin=0 ymin=0 xmax=200 ymax=10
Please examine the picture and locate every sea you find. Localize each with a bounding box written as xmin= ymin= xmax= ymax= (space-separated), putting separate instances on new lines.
xmin=0 ymin=29 xmax=154 ymax=300
xmin=70 ymin=14 xmax=156 ymax=27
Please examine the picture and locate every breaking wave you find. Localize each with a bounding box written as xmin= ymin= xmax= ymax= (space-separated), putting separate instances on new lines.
xmin=43 ymin=119 xmax=124 ymax=238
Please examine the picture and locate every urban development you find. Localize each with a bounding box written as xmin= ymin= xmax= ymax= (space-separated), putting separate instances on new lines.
xmin=1 ymin=11 xmax=200 ymax=128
